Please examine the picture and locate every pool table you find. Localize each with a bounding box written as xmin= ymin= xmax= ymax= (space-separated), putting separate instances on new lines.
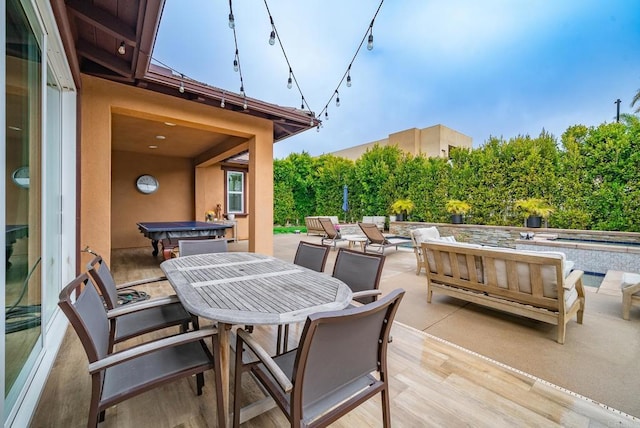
xmin=137 ymin=221 xmax=232 ymax=260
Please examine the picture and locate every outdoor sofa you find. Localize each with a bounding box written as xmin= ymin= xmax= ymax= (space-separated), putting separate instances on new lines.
xmin=421 ymin=240 xmax=585 ymax=344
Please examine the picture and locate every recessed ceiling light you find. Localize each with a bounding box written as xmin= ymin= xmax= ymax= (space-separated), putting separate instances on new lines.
xmin=8 ymin=126 xmax=22 ymax=131
xmin=148 ymin=145 xmax=158 ymax=149
xmin=155 ymin=135 xmax=166 ymax=140
xmin=164 ymin=122 xmax=176 ymax=126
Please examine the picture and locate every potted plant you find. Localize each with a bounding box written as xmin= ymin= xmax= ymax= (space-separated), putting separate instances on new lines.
xmin=390 ymin=199 xmax=415 ymax=221
xmin=514 ymin=198 xmax=554 ymax=228
xmin=445 ymin=199 xmax=471 ymax=224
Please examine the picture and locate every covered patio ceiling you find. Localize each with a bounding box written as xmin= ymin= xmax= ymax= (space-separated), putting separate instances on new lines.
xmin=51 ymin=0 xmax=318 ymax=145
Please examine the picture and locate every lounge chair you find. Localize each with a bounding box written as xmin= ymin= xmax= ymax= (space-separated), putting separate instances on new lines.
xmin=362 ymin=216 xmax=386 ymax=231
xmin=319 ymin=217 xmax=347 ymax=249
xmin=232 ymin=288 xmax=405 ymax=428
xmin=358 ymin=222 xmax=411 ymax=254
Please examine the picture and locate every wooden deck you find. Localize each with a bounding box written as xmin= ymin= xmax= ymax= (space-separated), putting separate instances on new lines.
xmin=30 ymin=246 xmax=640 ymax=427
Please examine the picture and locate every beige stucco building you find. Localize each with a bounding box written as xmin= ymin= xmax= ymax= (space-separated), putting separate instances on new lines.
xmin=331 ymin=124 xmax=472 ymax=160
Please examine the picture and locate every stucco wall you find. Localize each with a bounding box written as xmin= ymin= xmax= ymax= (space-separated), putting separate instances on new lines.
xmin=80 ymin=75 xmax=274 ymax=263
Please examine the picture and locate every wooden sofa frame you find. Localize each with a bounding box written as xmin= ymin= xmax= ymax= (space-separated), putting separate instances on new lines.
xmin=421 ymin=241 xmax=586 ymax=344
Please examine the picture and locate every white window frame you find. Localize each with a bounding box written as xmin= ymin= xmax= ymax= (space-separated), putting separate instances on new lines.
xmin=226 ymin=170 xmax=245 ymax=214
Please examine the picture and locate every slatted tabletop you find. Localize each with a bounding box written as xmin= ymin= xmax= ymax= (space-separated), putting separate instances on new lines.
xmin=161 ymin=252 xmax=352 ymax=325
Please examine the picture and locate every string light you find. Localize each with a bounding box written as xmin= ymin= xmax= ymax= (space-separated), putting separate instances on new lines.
xmin=301 ymin=96 xmax=305 ymax=110
xmin=325 ymin=111 xmax=329 ymax=121
xmin=287 ymin=68 xmax=293 ymax=89
xmin=228 ymin=0 xmax=235 ymax=29
xmin=269 ymin=16 xmax=276 ymax=45
xmin=220 ymin=92 xmax=226 ymax=108
xmin=335 ymin=90 xmax=340 ymax=107
xmin=346 ymin=66 xmax=352 ymax=87
xmin=367 ymin=27 xmax=374 ymax=51
xmin=118 ymin=41 xmax=126 ymax=55
xmin=233 ymin=50 xmax=239 ymax=72
xmin=179 ymin=74 xmax=185 ymax=93
xmin=243 ymin=97 xmax=248 ymax=110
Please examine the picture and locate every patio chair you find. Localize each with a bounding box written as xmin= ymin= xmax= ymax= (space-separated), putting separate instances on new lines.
xmin=319 ymin=217 xmax=347 ymax=249
xmin=409 ymin=227 xmax=456 ymax=275
xmin=87 ymin=255 xmax=196 ymax=352
xmin=358 ymin=222 xmax=412 ymax=254
xmin=293 ymin=241 xmax=331 ymax=272
xmin=233 ymin=288 xmax=405 ymax=428
xmin=278 ymin=241 xmax=331 ymax=354
xmin=333 ymin=247 xmax=386 ymax=305
xmin=178 ymin=238 xmax=228 ymax=256
xmin=621 ymin=273 xmax=640 ymax=320
xmin=58 ymin=273 xmax=224 ymax=428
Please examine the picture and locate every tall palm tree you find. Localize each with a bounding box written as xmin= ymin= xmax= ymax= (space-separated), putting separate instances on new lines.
xmin=632 ymin=88 xmax=640 ymax=113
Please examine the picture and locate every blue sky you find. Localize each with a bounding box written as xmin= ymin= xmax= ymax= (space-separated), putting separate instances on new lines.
xmin=154 ymin=0 xmax=640 ymax=159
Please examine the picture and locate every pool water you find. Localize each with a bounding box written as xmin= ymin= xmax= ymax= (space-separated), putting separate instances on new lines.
xmin=582 ymin=272 xmax=605 ymax=288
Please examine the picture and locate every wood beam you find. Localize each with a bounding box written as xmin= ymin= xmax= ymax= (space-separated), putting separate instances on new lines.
xmin=77 ymin=38 xmax=132 ymax=78
xmin=195 ymin=140 xmax=250 ymax=167
xmin=67 ymin=0 xmax=137 ymax=44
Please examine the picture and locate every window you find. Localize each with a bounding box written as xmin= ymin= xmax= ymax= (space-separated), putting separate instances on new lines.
xmin=226 ymin=171 xmax=245 ymax=213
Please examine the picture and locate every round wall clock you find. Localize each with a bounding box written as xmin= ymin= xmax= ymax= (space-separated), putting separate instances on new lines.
xmin=136 ymin=174 xmax=159 ymax=194
xmin=12 ymin=166 xmax=30 ymax=189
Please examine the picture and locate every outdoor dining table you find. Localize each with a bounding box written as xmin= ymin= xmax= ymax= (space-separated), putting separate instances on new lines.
xmin=160 ymin=252 xmax=353 ymax=427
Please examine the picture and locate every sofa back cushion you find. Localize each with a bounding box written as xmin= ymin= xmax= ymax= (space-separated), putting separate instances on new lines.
xmin=411 ymin=227 xmax=441 ymax=246
xmin=482 ymin=248 xmax=570 ymax=299
xmin=422 ymin=241 xmax=484 ymax=281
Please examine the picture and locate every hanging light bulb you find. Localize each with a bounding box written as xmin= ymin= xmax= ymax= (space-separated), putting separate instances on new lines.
xmin=269 ymin=30 xmax=276 ymax=45
xmin=220 ymin=93 xmax=225 ymax=108
xmin=309 ymin=118 xmax=314 ymax=126
xmin=301 ymin=96 xmax=305 ymax=110
xmin=335 ymin=91 xmax=340 ymax=107
xmin=325 ymin=111 xmax=329 ymax=121
xmin=287 ymin=68 xmax=293 ymax=89
xmin=233 ymin=50 xmax=239 ymax=72
xmin=367 ymin=29 xmax=374 ymax=51
xmin=240 ymin=85 xmax=245 ymax=96
xmin=346 ymin=73 xmax=352 ymax=87
xmin=243 ymin=98 xmax=248 ymax=110
xmin=118 ymin=41 xmax=126 ymax=55
xmin=316 ymin=125 xmax=320 ymax=132
xmin=178 ymin=74 xmax=185 ymax=94
xmin=228 ymin=13 xmax=235 ymax=29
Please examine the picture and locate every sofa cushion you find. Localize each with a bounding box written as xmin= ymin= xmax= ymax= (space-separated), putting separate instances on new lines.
xmin=411 ymin=227 xmax=441 ymax=245
xmin=622 ymin=273 xmax=640 ymax=296
xmin=482 ymin=248 xmax=571 ymax=299
xmin=424 ymin=241 xmax=483 ymax=281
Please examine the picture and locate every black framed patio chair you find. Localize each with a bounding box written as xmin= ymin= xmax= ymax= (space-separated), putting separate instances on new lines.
xmin=178 ymin=238 xmax=228 ymax=256
xmin=59 ymin=273 xmax=224 ymax=428
xmin=87 ymin=254 xmax=196 ymax=352
xmin=233 ymin=288 xmax=405 ymax=428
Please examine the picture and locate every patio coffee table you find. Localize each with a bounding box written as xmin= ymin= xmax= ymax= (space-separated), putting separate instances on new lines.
xmin=161 ymin=252 xmax=352 ymax=427
xmin=342 ymin=234 xmax=368 ymax=250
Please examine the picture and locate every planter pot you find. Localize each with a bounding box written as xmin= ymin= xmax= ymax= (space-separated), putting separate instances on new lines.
xmin=526 ymin=216 xmax=542 ymax=228
xmin=389 ymin=215 xmax=397 ymax=222
xmin=450 ymin=214 xmax=464 ymax=224
xmin=227 ymin=214 xmax=235 ymax=221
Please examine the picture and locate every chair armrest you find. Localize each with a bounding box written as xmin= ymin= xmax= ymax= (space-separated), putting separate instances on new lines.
xmin=106 ymin=295 xmax=181 ymax=318
xmin=352 ymin=290 xmax=382 ymax=300
xmin=622 ymin=282 xmax=640 ymax=296
xmin=115 ymin=276 xmax=167 ymax=290
xmin=88 ymin=326 xmax=218 ymax=374
xmin=237 ymin=328 xmax=293 ymax=392
xmin=564 ymin=270 xmax=585 ymax=297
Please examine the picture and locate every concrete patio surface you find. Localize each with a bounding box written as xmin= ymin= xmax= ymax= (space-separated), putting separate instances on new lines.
xmin=260 ymin=233 xmax=640 ymax=418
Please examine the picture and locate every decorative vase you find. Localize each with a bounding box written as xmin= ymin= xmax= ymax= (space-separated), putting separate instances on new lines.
xmin=526 ymin=216 xmax=542 ymax=228
xmin=451 ymin=214 xmax=463 ymax=224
